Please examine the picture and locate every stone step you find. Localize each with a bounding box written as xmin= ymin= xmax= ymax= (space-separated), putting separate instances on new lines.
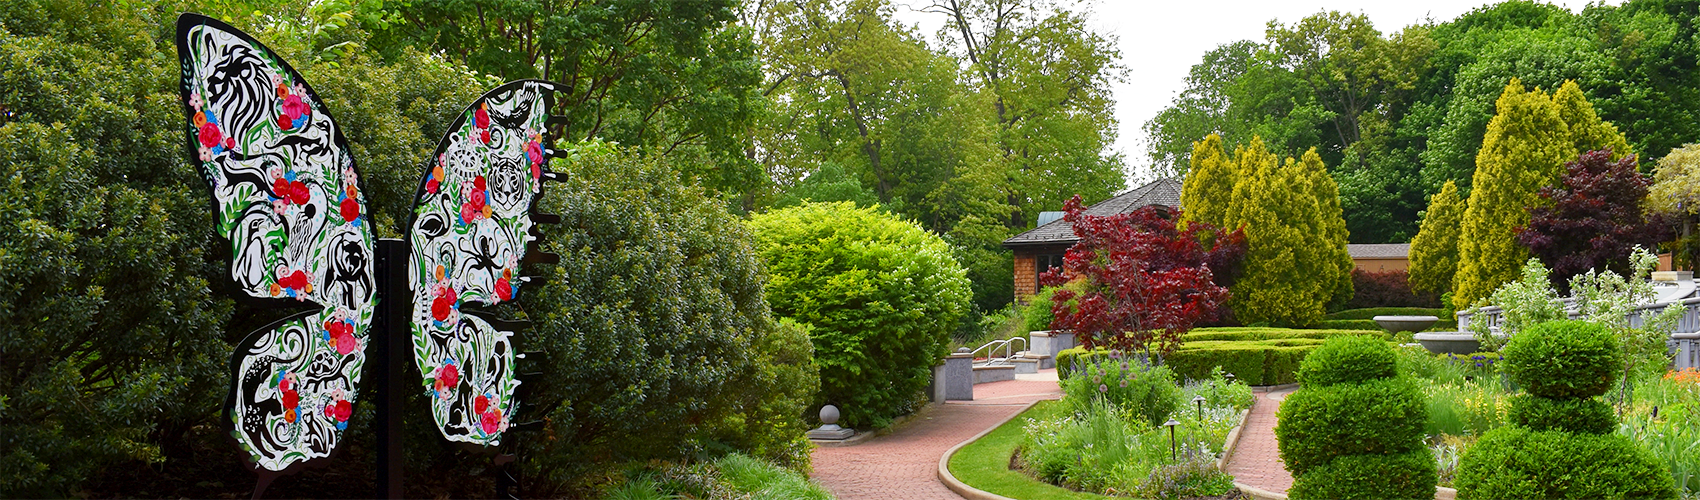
xmin=1011 ymin=357 xmax=1040 ymax=374
xmin=972 ymin=365 xmax=1015 ymax=384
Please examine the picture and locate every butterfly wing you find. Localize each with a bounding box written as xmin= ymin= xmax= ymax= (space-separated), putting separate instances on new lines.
xmin=408 ymin=81 xmax=559 ymax=446
xmin=176 ymin=14 xmax=377 ymax=472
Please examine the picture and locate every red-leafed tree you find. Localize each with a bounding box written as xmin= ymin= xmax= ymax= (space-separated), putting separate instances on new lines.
xmin=1516 ymin=149 xmax=1673 ymax=289
xmin=1039 ymin=195 xmax=1244 ymax=357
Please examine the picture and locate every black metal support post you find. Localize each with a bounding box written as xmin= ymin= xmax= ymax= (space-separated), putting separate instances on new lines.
xmin=374 ymin=239 xmax=410 ymax=499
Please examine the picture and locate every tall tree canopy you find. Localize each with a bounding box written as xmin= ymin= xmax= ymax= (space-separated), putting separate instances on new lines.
xmin=1408 ymin=180 xmax=1465 ymax=295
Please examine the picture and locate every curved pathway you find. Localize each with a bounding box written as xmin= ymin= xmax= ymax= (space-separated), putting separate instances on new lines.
xmin=810 ymin=371 xmax=1063 ymax=500
xmin=1225 ymin=387 xmax=1298 ymax=495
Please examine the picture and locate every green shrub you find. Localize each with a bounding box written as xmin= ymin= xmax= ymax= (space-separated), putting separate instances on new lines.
xmin=1287 ymin=450 xmax=1437 ymax=500
xmin=1454 ymin=426 xmax=1678 ymax=499
xmin=750 ymin=201 xmax=971 ymax=428
xmin=1296 ymin=336 xmax=1398 ymax=387
xmin=714 ymin=453 xmax=836 ymax=500
xmin=1055 ymin=347 xmax=1096 ymax=378
xmin=1506 ymin=394 xmax=1615 ymax=435
xmin=527 ymin=142 xmax=813 ymax=483
xmin=1265 ymin=346 xmax=1313 ymax=385
xmin=1181 ymin=327 xmax=1387 ymax=342
xmin=1062 ymin=356 xmax=1183 ymax=427
xmin=1024 ymin=286 xmax=1061 ymax=333
xmin=1167 ymin=344 xmax=1273 ymax=385
xmin=1502 ymin=320 xmax=1622 ymax=399
xmin=1275 ymin=377 xmax=1428 ymax=474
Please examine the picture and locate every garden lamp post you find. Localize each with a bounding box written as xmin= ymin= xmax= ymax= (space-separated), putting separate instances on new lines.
xmin=1164 ymin=418 xmax=1180 ymax=461
xmin=1224 ymin=372 xmax=1236 ymax=385
xmin=1193 ymin=395 xmax=1206 ymax=420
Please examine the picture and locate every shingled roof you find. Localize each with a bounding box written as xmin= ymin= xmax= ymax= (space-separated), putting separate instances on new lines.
xmin=1347 ymin=243 xmax=1410 ymax=259
xmin=1001 ymin=177 xmax=1183 ymax=248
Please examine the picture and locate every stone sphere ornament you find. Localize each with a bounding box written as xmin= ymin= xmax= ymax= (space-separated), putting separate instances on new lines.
xmin=820 ymin=405 xmax=841 ymax=425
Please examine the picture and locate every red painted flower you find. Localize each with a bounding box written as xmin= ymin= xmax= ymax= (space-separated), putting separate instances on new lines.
xmin=480 ymin=409 xmax=501 ymax=434
xmin=282 ymin=270 xmax=308 ymax=292
xmin=282 ymin=389 xmax=299 ymax=409
xmin=332 ymin=326 xmax=357 ymax=355
xmin=437 ymin=363 xmax=459 ymax=390
xmin=225 ymin=136 xmax=235 ymax=151
xmin=474 ymin=105 xmax=489 ymax=129
xmin=495 ymin=276 xmax=513 ymax=301
xmin=475 ymin=394 xmax=489 ymax=414
xmin=287 ymin=180 xmax=311 ymax=205
xmin=426 ymin=177 xmax=440 ymax=194
xmin=198 ymin=122 xmax=223 ymax=148
xmin=332 ymin=399 xmax=352 ymax=422
xmin=277 ymin=114 xmax=293 ymax=131
xmin=473 ymin=176 xmax=487 ymax=192
xmin=431 ymin=286 xmax=457 ymax=322
xmin=480 ymin=129 xmax=491 ymax=145
xmin=339 ymin=197 xmax=360 ymax=223
xmin=272 ymin=177 xmax=292 ymax=199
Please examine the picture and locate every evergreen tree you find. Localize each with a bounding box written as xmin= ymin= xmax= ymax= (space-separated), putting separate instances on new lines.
xmin=1181 ymin=133 xmax=1236 ymax=229
xmin=1409 ymin=180 xmax=1465 ymax=295
xmin=1452 ymin=79 xmax=1628 ymax=308
xmin=1296 ymin=148 xmax=1355 ymax=309
xmin=1223 ymin=138 xmax=1332 ymax=326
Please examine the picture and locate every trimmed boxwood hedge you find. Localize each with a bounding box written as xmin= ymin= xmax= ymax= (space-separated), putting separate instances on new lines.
xmin=1454 ymin=426 xmax=1677 ymax=499
xmin=1506 ymin=394 xmax=1616 ymax=435
xmin=1058 ymin=329 xmax=1392 ymax=385
xmin=1501 ymin=320 xmax=1622 ymax=399
xmin=1274 ymin=377 xmax=1428 ymax=474
xmin=1325 ymin=307 xmax=1448 ymax=320
xmin=1296 ymin=336 xmax=1398 ymax=387
xmin=1286 ymin=450 xmax=1438 ymax=500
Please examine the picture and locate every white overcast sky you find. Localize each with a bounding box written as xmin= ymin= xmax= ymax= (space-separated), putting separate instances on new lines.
xmin=890 ymin=0 xmax=1620 ymax=187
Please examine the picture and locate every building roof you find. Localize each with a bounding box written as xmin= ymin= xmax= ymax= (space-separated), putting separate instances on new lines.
xmin=1348 ymin=243 xmax=1410 ymax=259
xmin=1001 ymin=177 xmax=1183 ymax=248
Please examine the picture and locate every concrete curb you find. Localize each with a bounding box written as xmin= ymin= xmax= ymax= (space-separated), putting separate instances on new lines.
xmin=935 ymin=401 xmax=1038 ymax=500
xmin=1215 ymin=408 xmax=1251 ymax=472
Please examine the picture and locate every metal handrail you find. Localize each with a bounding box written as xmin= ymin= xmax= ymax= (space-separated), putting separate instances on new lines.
xmin=971 ymin=336 xmax=1028 ymax=367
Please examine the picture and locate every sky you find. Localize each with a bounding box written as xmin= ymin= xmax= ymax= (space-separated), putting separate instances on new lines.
xmin=889 ymin=0 xmax=1621 ymax=187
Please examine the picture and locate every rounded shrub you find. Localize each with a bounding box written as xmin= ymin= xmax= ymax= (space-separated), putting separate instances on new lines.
xmin=1274 ymin=377 xmax=1428 ymax=474
xmin=750 ymin=202 xmax=972 ymax=428
xmin=1501 ymin=320 xmax=1621 ymax=399
xmin=1506 ymin=394 xmax=1616 ymax=435
xmin=1454 ymin=426 xmax=1677 ymax=499
xmin=1287 ymin=450 xmax=1437 ymax=500
xmin=1296 ymin=335 xmax=1398 ymax=387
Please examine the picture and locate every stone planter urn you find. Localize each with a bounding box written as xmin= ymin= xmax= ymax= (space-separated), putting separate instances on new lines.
xmin=1373 ymin=315 xmax=1439 ymax=333
xmin=1412 ymin=332 xmax=1481 ymax=355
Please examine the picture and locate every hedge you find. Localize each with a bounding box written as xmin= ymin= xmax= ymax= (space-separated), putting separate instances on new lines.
xmin=1502 ymin=320 xmax=1622 ymax=399
xmin=1287 ymin=450 xmax=1438 ymax=500
xmin=1506 ymin=394 xmax=1616 ymax=435
xmin=1295 ymin=336 xmax=1398 ymax=387
xmin=1325 ymin=307 xmax=1449 ymax=321
xmin=1181 ymin=328 xmax=1389 ymax=342
xmin=1454 ymin=426 xmax=1677 ymax=499
xmin=1274 ymin=377 xmax=1428 ymax=474
xmin=1062 ymin=343 xmax=1313 ymax=385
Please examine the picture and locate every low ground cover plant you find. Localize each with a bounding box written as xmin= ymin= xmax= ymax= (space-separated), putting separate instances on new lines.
xmin=602 ymin=453 xmax=836 ymax=500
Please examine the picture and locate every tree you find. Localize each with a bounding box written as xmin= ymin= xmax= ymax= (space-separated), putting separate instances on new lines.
xmin=1039 ymin=199 xmax=1237 ymax=357
xmin=1408 ymin=180 xmax=1465 ymax=295
xmin=1648 ymin=144 xmax=1700 ymax=269
xmin=1294 ymin=148 xmax=1355 ymax=309
xmin=749 ymin=202 xmax=971 ymax=428
xmin=1516 ymin=149 xmax=1671 ymax=288
xmin=1219 ymin=139 xmax=1342 ymax=326
xmin=1180 ymin=133 xmax=1237 ymax=230
xmin=1452 ymin=79 xmax=1628 ymax=309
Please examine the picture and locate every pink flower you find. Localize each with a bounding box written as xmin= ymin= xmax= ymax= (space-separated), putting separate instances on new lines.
xmin=480 ymin=409 xmax=502 ymax=434
xmin=281 ymin=94 xmax=310 ymax=120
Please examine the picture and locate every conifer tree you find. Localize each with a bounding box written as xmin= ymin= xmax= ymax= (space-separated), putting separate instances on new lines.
xmin=1409 ymin=180 xmax=1465 ymax=295
xmin=1296 ymin=148 xmax=1355 ymax=308
xmin=1224 ymin=138 xmax=1331 ymax=326
xmin=1181 ymin=133 xmax=1235 ymax=229
xmin=1453 ymin=79 xmax=1629 ymax=308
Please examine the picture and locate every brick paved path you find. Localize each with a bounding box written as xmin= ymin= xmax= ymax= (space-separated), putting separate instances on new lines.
xmin=1225 ymin=387 xmax=1297 ymax=494
xmin=810 ymin=373 xmax=1063 ymax=500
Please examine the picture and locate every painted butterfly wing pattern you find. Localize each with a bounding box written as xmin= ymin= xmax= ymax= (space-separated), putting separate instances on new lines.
xmin=176 ymin=15 xmax=377 ymax=472
xmin=408 ymin=81 xmax=558 ymax=446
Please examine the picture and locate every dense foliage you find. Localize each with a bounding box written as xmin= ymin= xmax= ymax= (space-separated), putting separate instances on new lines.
xmin=1452 ymin=80 xmax=1629 ymax=309
xmin=1407 ymin=180 xmax=1464 ymax=295
xmin=1148 ymin=1 xmax=1700 ymax=243
xmin=1060 ymin=355 xmax=1183 ymax=428
xmin=1276 ymin=337 xmax=1433 ymax=500
xmin=1185 ymin=139 xmax=1351 ymax=327
xmin=1040 ymin=199 xmax=1239 ymax=355
xmin=1456 ymin=320 xmax=1677 ymax=499
xmin=1517 ymin=149 xmax=1670 ymax=288
xmin=1648 ymin=144 xmax=1700 ymax=269
xmin=1345 ymin=269 xmax=1441 ymax=309
xmin=750 ymin=202 xmax=971 ymax=428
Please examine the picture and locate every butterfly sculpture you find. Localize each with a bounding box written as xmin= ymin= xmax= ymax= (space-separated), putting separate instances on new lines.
xmin=175 ymin=14 xmax=558 ymax=475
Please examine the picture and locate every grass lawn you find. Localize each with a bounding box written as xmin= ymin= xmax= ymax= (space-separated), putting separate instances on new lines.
xmin=946 ymin=400 xmax=1111 ymax=500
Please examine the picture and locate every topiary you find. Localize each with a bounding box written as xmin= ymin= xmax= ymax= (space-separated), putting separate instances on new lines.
xmin=1295 ymin=336 xmax=1398 ymax=387
xmin=1505 ymin=394 xmax=1615 ymax=435
xmin=1275 ymin=377 xmax=1428 ymax=474
xmin=1501 ymin=320 xmax=1622 ymax=399
xmin=1286 ymin=450 xmax=1437 ymax=500
xmin=1453 ymin=426 xmax=1677 ymax=499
